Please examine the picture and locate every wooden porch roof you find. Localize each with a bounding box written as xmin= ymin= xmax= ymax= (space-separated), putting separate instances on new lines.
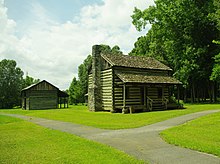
xmin=116 ymin=72 xmax=181 ymax=85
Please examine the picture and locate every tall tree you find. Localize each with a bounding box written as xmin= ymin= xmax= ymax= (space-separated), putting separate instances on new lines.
xmin=210 ymin=0 xmax=220 ymax=82
xmin=131 ymin=0 xmax=220 ymax=102
xmin=78 ymin=55 xmax=92 ymax=102
xmin=68 ymin=77 xmax=82 ymax=105
xmin=0 ymin=59 xmax=24 ymax=108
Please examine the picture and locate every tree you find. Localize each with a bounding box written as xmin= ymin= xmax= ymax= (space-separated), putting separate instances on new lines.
xmin=111 ymin=45 xmax=123 ymax=54
xmin=78 ymin=55 xmax=92 ymax=102
xmin=210 ymin=51 xmax=220 ymax=82
xmin=68 ymin=77 xmax=82 ymax=105
xmin=98 ymin=44 xmax=123 ymax=54
xmin=22 ymin=75 xmax=40 ymax=88
xmin=131 ymin=0 xmax=220 ymax=102
xmin=0 ymin=59 xmax=24 ymax=108
xmin=210 ymin=0 xmax=220 ymax=82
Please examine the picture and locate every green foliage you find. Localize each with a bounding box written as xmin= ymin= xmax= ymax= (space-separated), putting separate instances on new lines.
xmin=0 ymin=115 xmax=143 ymax=163
xmin=131 ymin=0 xmax=220 ymax=101
xmin=78 ymin=55 xmax=92 ymax=102
xmin=22 ymin=75 xmax=40 ymax=88
xmin=99 ymin=44 xmax=123 ymax=54
xmin=210 ymin=52 xmax=220 ymax=81
xmin=111 ymin=45 xmax=123 ymax=54
xmin=210 ymin=0 xmax=220 ymax=82
xmin=68 ymin=77 xmax=82 ymax=105
xmin=161 ymin=112 xmax=220 ymax=157
xmin=0 ymin=59 xmax=24 ymax=108
xmin=1 ymin=104 xmax=220 ymax=129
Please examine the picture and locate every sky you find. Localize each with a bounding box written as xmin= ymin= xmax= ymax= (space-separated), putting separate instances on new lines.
xmin=0 ymin=0 xmax=154 ymax=90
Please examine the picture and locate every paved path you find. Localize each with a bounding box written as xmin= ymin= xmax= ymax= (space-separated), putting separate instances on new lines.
xmin=2 ymin=110 xmax=220 ymax=164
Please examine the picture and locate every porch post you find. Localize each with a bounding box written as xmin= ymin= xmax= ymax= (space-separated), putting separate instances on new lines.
xmin=123 ymin=83 xmax=126 ymax=107
xmin=177 ymin=85 xmax=180 ymax=104
xmin=144 ymin=86 xmax=147 ymax=111
xmin=67 ymin=98 xmax=69 ymax=108
xmin=59 ymin=98 xmax=61 ymax=108
xmin=122 ymin=83 xmax=126 ymax=113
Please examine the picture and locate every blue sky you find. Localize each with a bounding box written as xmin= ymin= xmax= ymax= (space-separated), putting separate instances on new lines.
xmin=1 ymin=0 xmax=154 ymax=89
xmin=5 ymin=0 xmax=103 ymax=23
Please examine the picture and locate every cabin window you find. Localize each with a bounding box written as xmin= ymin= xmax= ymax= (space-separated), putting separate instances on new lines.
xmin=158 ymin=88 xmax=163 ymax=99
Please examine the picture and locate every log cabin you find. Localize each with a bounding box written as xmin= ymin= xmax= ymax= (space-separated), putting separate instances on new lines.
xmin=21 ymin=80 xmax=69 ymax=110
xmin=88 ymin=45 xmax=182 ymax=113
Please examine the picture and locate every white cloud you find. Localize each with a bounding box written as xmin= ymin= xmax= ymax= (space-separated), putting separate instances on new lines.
xmin=0 ymin=0 xmax=154 ymax=89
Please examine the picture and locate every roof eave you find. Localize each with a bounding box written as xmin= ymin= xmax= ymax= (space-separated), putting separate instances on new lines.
xmin=113 ymin=65 xmax=172 ymax=71
xmin=125 ymin=82 xmax=182 ymax=85
xmin=101 ymin=53 xmax=115 ymax=67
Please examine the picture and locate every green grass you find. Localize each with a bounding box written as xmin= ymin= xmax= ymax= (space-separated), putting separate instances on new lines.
xmin=0 ymin=115 xmax=143 ymax=164
xmin=0 ymin=104 xmax=220 ymax=129
xmin=161 ymin=112 xmax=220 ymax=157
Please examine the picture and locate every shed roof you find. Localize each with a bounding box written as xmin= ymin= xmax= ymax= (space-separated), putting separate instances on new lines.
xmin=101 ymin=54 xmax=172 ymax=71
xmin=21 ymin=80 xmax=69 ymax=97
xmin=116 ymin=72 xmax=181 ymax=85
xmin=21 ymin=80 xmax=59 ymax=91
xmin=58 ymin=90 xmax=69 ymax=97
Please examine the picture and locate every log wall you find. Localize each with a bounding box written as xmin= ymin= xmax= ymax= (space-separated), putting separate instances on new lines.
xmin=147 ymin=87 xmax=169 ymax=99
xmin=114 ymin=74 xmax=123 ymax=108
xmin=113 ymin=71 xmax=170 ymax=111
xmin=22 ymin=81 xmax=59 ymax=110
xmin=114 ymin=75 xmax=142 ymax=108
xmin=27 ymin=90 xmax=58 ymax=110
xmin=101 ymin=69 xmax=113 ymax=111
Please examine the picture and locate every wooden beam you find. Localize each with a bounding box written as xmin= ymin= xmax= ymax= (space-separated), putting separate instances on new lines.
xmin=144 ymin=86 xmax=147 ymax=111
xmin=59 ymin=98 xmax=61 ymax=108
xmin=177 ymin=85 xmax=180 ymax=104
xmin=64 ymin=99 xmax=66 ymax=108
xmin=123 ymin=83 xmax=126 ymax=107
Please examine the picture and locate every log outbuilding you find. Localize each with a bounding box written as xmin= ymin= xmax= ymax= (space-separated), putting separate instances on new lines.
xmin=21 ymin=80 xmax=69 ymax=110
xmin=88 ymin=45 xmax=182 ymax=113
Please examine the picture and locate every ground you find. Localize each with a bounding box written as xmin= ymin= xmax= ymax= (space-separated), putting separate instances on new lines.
xmin=0 ymin=104 xmax=220 ymax=163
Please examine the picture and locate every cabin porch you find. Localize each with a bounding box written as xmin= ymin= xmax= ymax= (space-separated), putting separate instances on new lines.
xmin=114 ymin=83 xmax=181 ymax=113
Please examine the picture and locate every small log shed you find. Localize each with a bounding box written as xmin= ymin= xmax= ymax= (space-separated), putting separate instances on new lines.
xmin=21 ymin=80 xmax=69 ymax=110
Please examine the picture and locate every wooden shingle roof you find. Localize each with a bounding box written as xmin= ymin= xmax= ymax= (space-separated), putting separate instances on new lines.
xmin=21 ymin=80 xmax=59 ymax=91
xmin=21 ymin=80 xmax=69 ymax=97
xmin=116 ymin=72 xmax=181 ymax=85
xmin=101 ymin=54 xmax=172 ymax=71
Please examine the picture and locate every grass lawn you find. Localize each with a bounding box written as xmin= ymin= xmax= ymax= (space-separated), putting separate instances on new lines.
xmin=0 ymin=104 xmax=220 ymax=129
xmin=0 ymin=115 xmax=143 ymax=164
xmin=161 ymin=112 xmax=220 ymax=157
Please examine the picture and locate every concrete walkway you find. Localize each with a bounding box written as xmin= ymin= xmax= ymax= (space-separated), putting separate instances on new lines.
xmin=2 ymin=110 xmax=220 ymax=164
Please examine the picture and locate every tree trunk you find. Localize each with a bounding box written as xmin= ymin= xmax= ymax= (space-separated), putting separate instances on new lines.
xmin=184 ymin=88 xmax=187 ymax=102
xmin=191 ymin=81 xmax=195 ymax=103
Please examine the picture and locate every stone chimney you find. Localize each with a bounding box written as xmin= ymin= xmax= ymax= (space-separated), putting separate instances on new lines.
xmin=88 ymin=45 xmax=102 ymax=111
